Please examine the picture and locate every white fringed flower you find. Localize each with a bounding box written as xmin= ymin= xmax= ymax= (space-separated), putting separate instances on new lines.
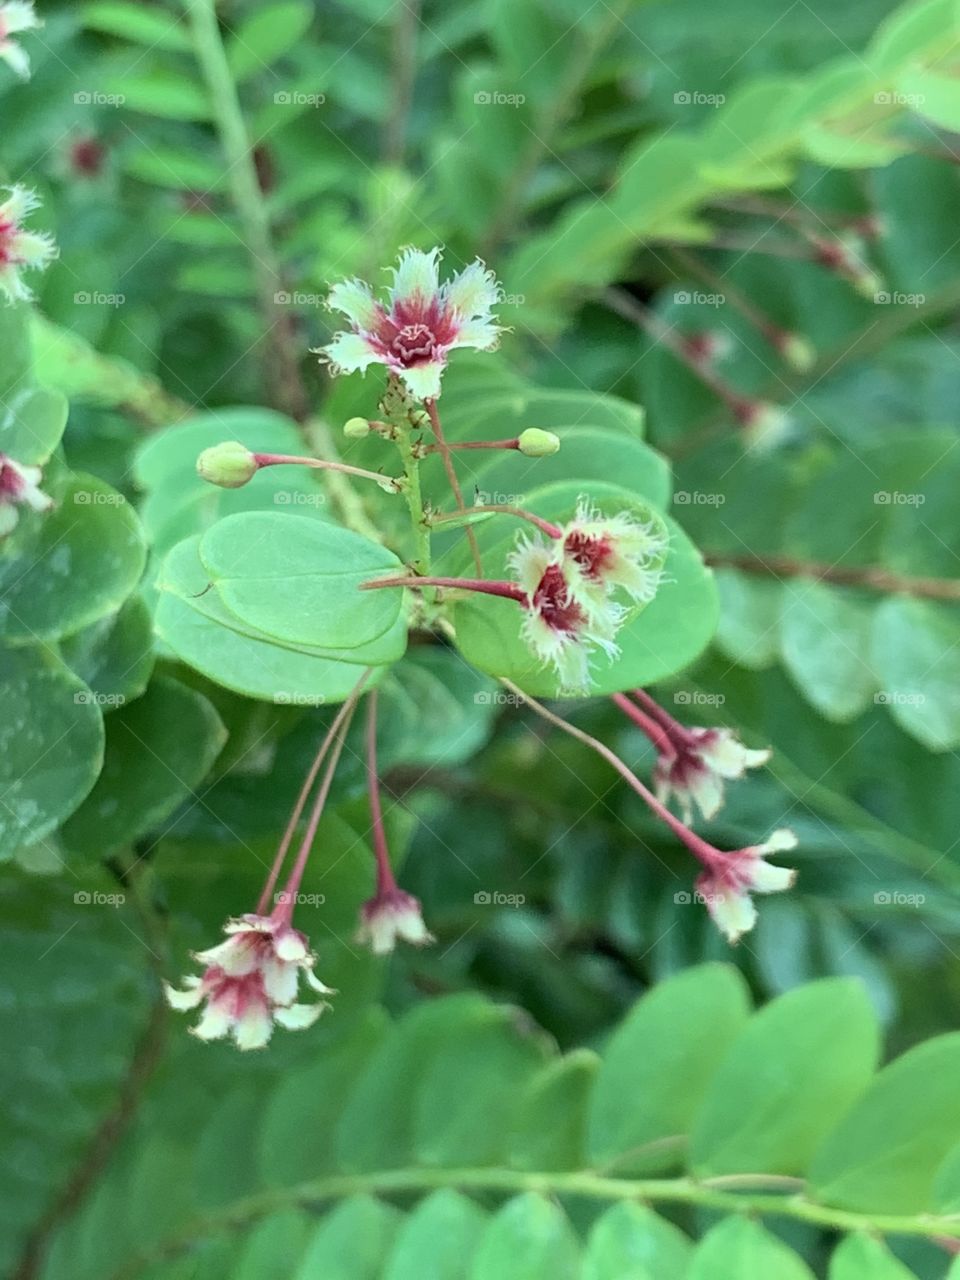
xmin=695 ymin=830 xmax=798 ymax=944
xmin=0 ymin=2 xmax=41 ymax=79
xmin=560 ymin=498 xmax=668 ymax=612
xmin=655 ymin=728 xmax=771 ymax=825
xmin=356 ymin=887 xmax=434 ymax=956
xmin=164 ymin=912 xmax=334 ymax=1051
xmin=0 ymin=452 xmax=53 ymax=536
xmin=0 ymin=186 xmax=58 ymax=303
xmin=319 ymin=247 xmax=502 ymax=400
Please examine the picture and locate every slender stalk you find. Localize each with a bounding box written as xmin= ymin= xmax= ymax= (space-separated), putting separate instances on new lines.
xmin=383 ymin=0 xmax=420 ymax=168
xmin=704 ymin=551 xmax=960 ymax=602
xmin=611 ymin=692 xmax=673 ymax=755
xmin=256 ymin=673 xmax=372 ymax=915
xmin=424 ymin=437 xmax=523 ymax=453
xmin=252 ymin=452 xmax=400 ymax=490
xmin=426 ymin=399 xmax=482 ymax=573
xmin=501 ymin=681 xmax=723 ymax=869
xmin=429 ymin=504 xmax=563 ymax=539
xmin=186 ymin=0 xmax=309 ymax=421
xmin=275 ymin=703 xmax=356 ymax=921
xmin=362 ymin=574 xmax=527 ymax=602
xmin=392 ymin=418 xmax=431 ymax=574
xmin=105 ymin=1166 xmax=960 ymax=1278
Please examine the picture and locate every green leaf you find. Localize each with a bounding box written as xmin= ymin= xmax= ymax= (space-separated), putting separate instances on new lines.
xmin=870 ymin=599 xmax=960 ymax=750
xmin=233 ymin=1211 xmax=312 ymax=1280
xmin=690 ymin=979 xmax=880 ymax=1177
xmin=587 ymin=964 xmax=751 ymax=1173
xmin=108 ymin=70 xmax=212 ymax=121
xmin=293 ymin=1196 xmax=402 ymax=1280
xmin=0 ymin=868 xmax=150 ymax=1273
xmin=713 ymin=571 xmax=782 ymax=670
xmin=0 ymin=385 xmax=68 ymax=465
xmin=779 ymin=581 xmax=877 ymax=722
xmin=0 ymin=647 xmax=104 ymax=862
xmin=810 ymin=1032 xmax=960 ymax=1212
xmin=59 ymin=677 xmax=226 ymax=858
xmin=383 ymin=1190 xmax=489 ymax=1280
xmin=59 ymin=595 xmax=155 ymax=707
xmin=688 ymin=1216 xmax=816 ymax=1280
xmin=227 ymin=2 xmax=314 ymax=80
xmin=583 ymin=1203 xmax=693 ymax=1280
xmin=198 ymin=512 xmax=404 ymax=651
xmin=507 ymin=1051 xmax=597 ymax=1171
xmin=828 ymin=1233 xmax=919 ymax=1280
xmin=0 ymin=471 xmax=146 ymax=645
xmin=83 ymin=2 xmax=192 ymax=50
xmin=469 ymin=1194 xmax=579 ymax=1280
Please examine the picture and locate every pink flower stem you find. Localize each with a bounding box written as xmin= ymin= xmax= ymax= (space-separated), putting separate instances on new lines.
xmin=610 ymin=692 xmax=674 ymax=756
xmin=256 ymin=673 xmax=372 ymax=915
xmin=252 ymin=451 xmax=399 ymax=489
xmin=423 ymin=437 xmax=522 ymax=453
xmin=430 ymin=505 xmax=563 ymax=539
xmin=274 ymin=700 xmax=358 ymax=925
xmin=425 ymin=398 xmax=483 ymax=574
xmin=365 ymin=688 xmax=397 ymax=896
xmin=361 ymin=574 xmax=528 ymax=603
xmin=502 ymin=680 xmax=724 ymax=872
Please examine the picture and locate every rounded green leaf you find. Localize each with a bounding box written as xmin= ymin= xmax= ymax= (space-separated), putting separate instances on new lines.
xmin=690 ymin=978 xmax=880 ymax=1177
xmin=688 ymin=1216 xmax=815 ymax=1280
xmin=0 ymin=471 xmax=146 ymax=644
xmin=0 ymin=647 xmax=104 ymax=862
xmin=198 ymin=512 xmax=404 ymax=650
xmin=60 ymin=677 xmax=226 ymax=857
xmin=828 ymin=1233 xmax=919 ymax=1280
xmin=469 ymin=1194 xmax=579 ymax=1280
xmin=583 ymin=1204 xmax=693 ymax=1280
xmin=0 ymin=385 xmax=68 ymax=465
xmin=59 ymin=595 xmax=155 ymax=706
xmin=587 ymin=964 xmax=751 ymax=1173
xmin=810 ymin=1032 xmax=960 ymax=1213
xmin=383 ymin=1190 xmax=489 ymax=1280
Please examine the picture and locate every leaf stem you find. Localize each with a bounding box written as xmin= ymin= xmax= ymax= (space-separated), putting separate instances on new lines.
xmin=186 ymin=0 xmax=309 ymax=421
xmin=105 ymin=1166 xmax=960 ymax=1278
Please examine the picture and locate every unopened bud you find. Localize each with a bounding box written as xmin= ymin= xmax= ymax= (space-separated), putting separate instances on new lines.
xmin=343 ymin=416 xmax=371 ymax=439
xmin=196 ymin=441 xmax=258 ymax=488
xmin=518 ymin=428 xmax=560 ymax=458
xmin=777 ymin=332 xmax=815 ymax=372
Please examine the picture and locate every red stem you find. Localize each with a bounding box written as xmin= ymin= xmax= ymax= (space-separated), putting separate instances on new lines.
xmin=361 ymin=574 xmax=528 ymax=602
xmin=424 ymin=437 xmax=520 ymax=453
xmin=431 ymin=504 xmax=563 ymax=539
xmin=611 ymin=693 xmax=674 ymax=756
xmin=274 ymin=700 xmax=357 ymax=922
xmin=257 ymin=671 xmax=372 ymax=915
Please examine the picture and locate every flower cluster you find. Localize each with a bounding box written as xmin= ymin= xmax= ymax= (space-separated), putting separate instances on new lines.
xmin=0 ymin=186 xmax=57 ymax=303
xmin=320 ymin=247 xmax=502 ymax=401
xmin=654 ymin=725 xmax=770 ymax=825
xmin=510 ymin=499 xmax=668 ymax=691
xmin=165 ymin=912 xmax=334 ymax=1051
xmin=0 ymin=452 xmax=53 ymax=536
xmin=0 ymin=1 xmax=40 ymax=80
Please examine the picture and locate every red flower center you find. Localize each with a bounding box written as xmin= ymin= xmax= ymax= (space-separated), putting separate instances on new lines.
xmin=391 ymin=322 xmax=438 ymax=364
xmin=0 ymin=458 xmax=23 ymax=502
xmin=532 ymin=564 xmax=586 ymax=635
xmin=564 ymin=530 xmax=616 ymax=581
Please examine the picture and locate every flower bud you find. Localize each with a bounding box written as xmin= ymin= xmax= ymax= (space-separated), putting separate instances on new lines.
xmin=517 ymin=428 xmax=560 ymax=458
xmin=778 ymin=332 xmax=815 ymax=372
xmin=196 ymin=441 xmax=258 ymax=489
xmin=343 ymin=416 xmax=371 ymax=440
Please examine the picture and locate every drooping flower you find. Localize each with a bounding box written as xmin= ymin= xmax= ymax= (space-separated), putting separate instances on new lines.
xmin=356 ymin=886 xmax=434 ymax=956
xmin=695 ymin=829 xmax=798 ymax=944
xmin=0 ymin=186 xmax=58 ymax=303
xmin=509 ymin=535 xmax=624 ymax=692
xmin=655 ymin=727 xmax=771 ymax=826
xmin=0 ymin=452 xmax=53 ymax=536
xmin=559 ymin=498 xmax=668 ymax=612
xmin=0 ymin=2 xmax=41 ymax=79
xmin=319 ymin=247 xmax=502 ymax=400
xmin=164 ymin=912 xmax=334 ymax=1050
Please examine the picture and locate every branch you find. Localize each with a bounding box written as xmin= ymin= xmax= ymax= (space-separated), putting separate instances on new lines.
xmin=705 ymin=551 xmax=960 ymax=602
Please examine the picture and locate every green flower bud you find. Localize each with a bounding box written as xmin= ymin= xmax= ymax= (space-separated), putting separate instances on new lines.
xmin=343 ymin=416 xmax=371 ymax=439
xmin=196 ymin=441 xmax=258 ymax=489
xmin=779 ymin=333 xmax=815 ymax=372
xmin=517 ymin=428 xmax=560 ymax=458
